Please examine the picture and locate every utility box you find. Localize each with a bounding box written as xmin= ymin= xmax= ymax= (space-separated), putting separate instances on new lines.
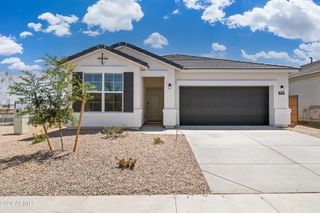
xmin=14 ymin=110 xmax=29 ymax=134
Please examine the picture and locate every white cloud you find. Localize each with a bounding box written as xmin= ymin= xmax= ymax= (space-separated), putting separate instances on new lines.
xmin=83 ymin=0 xmax=144 ymax=32
xmin=227 ymin=0 xmax=320 ymax=42
xmin=173 ymin=9 xmax=180 ymax=15
xmin=19 ymin=31 xmax=33 ymax=39
xmin=212 ymin=42 xmax=226 ymax=51
xmin=293 ymin=42 xmax=320 ymax=63
xmin=240 ymin=41 xmax=320 ymax=66
xmin=163 ymin=15 xmax=169 ymax=20
xmin=37 ymin=12 xmax=79 ymax=37
xmin=82 ymin=30 xmax=101 ymax=37
xmin=241 ymin=50 xmax=293 ymax=62
xmin=183 ymin=0 xmax=205 ymax=9
xmin=0 ymin=35 xmax=23 ymax=56
xmin=1 ymin=57 xmax=41 ymax=71
xmin=241 ymin=44 xmax=312 ymax=66
xmin=34 ymin=59 xmax=45 ymax=63
xmin=144 ymin=32 xmax=169 ymax=49
xmin=202 ymin=0 xmax=233 ymax=25
xmin=28 ymin=23 xmax=42 ymax=32
xmin=183 ymin=0 xmax=234 ymax=25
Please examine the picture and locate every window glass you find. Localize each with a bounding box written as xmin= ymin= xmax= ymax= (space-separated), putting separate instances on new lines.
xmin=85 ymin=94 xmax=102 ymax=112
xmin=104 ymin=73 xmax=123 ymax=92
xmin=105 ymin=93 xmax=122 ymax=112
xmin=84 ymin=73 xmax=102 ymax=91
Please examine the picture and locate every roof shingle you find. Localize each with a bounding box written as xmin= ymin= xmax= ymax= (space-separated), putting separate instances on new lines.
xmin=290 ymin=60 xmax=320 ymax=79
xmin=163 ymin=54 xmax=297 ymax=70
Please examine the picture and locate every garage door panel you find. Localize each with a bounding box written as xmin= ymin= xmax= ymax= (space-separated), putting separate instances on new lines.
xmin=180 ymin=87 xmax=269 ymax=125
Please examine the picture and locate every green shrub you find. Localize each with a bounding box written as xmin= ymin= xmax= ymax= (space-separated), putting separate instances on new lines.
xmin=115 ymin=157 xmax=137 ymax=170
xmin=102 ymin=127 xmax=125 ymax=139
xmin=32 ymin=133 xmax=47 ymax=145
xmin=153 ymin=137 xmax=164 ymax=145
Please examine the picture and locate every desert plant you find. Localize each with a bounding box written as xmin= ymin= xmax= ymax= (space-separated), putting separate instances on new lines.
xmin=102 ymin=127 xmax=125 ymax=139
xmin=9 ymin=71 xmax=54 ymax=151
xmin=115 ymin=157 xmax=137 ymax=170
xmin=153 ymin=137 xmax=164 ymax=145
xmin=73 ymin=81 xmax=94 ymax=152
xmin=32 ymin=133 xmax=47 ymax=145
xmin=42 ymin=56 xmax=78 ymax=151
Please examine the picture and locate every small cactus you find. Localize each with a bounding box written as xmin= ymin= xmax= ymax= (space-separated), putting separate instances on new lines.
xmin=153 ymin=137 xmax=164 ymax=145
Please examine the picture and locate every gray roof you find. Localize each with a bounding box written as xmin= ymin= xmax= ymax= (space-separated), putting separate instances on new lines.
xmin=162 ymin=54 xmax=297 ymax=70
xmin=290 ymin=60 xmax=320 ymax=79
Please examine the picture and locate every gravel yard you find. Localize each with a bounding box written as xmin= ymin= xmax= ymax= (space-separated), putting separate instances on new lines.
xmin=0 ymin=126 xmax=209 ymax=196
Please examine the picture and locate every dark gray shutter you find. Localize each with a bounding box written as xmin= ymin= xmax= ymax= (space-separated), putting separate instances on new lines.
xmin=72 ymin=72 xmax=83 ymax=112
xmin=123 ymin=72 xmax=134 ymax=112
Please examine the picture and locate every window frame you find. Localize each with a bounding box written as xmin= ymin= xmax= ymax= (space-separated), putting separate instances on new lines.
xmin=104 ymin=73 xmax=124 ymax=112
xmin=82 ymin=72 xmax=124 ymax=113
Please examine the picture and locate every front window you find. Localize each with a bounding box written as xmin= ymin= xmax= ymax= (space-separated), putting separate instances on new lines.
xmin=83 ymin=73 xmax=123 ymax=112
xmin=104 ymin=73 xmax=123 ymax=112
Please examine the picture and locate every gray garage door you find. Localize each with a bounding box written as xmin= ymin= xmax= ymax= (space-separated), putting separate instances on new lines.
xmin=180 ymin=87 xmax=269 ymax=125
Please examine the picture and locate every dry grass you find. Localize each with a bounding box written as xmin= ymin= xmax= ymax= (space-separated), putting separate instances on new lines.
xmin=0 ymin=126 xmax=209 ymax=196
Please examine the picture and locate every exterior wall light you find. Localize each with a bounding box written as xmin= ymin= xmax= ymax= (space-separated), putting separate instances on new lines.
xmin=279 ymin=85 xmax=285 ymax=95
xmin=168 ymin=83 xmax=172 ymax=89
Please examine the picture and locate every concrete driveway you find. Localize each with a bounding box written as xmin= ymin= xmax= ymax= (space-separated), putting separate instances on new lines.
xmin=181 ymin=127 xmax=320 ymax=194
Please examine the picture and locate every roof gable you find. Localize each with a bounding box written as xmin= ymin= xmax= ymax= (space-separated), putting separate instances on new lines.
xmin=66 ymin=45 xmax=149 ymax=68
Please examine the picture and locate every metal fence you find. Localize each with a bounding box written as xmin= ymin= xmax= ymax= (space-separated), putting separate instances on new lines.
xmin=0 ymin=104 xmax=14 ymax=126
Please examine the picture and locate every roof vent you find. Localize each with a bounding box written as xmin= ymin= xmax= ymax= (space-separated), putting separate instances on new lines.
xmin=310 ymin=57 xmax=313 ymax=63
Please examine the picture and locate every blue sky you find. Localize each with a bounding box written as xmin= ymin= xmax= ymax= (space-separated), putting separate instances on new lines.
xmin=1 ymin=0 xmax=320 ymax=75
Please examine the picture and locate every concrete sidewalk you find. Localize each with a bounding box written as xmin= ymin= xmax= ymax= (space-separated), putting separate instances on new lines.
xmin=1 ymin=194 xmax=320 ymax=213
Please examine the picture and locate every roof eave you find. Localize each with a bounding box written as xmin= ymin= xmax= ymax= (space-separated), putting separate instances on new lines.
xmin=111 ymin=42 xmax=183 ymax=70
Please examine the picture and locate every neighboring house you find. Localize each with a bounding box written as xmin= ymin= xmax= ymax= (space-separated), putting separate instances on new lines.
xmin=289 ymin=60 xmax=320 ymax=123
xmin=66 ymin=42 xmax=298 ymax=128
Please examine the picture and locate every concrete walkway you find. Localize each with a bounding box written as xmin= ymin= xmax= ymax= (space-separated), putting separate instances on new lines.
xmin=1 ymin=194 xmax=320 ymax=213
xmin=181 ymin=127 xmax=320 ymax=194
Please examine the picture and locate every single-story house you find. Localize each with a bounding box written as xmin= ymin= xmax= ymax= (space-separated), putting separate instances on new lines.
xmin=289 ymin=60 xmax=320 ymax=123
xmin=66 ymin=42 xmax=298 ymax=128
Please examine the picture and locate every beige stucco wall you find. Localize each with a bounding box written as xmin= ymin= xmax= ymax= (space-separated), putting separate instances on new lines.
xmin=67 ymin=46 xmax=292 ymax=128
xmin=289 ymin=73 xmax=320 ymax=122
xmin=69 ymin=49 xmax=145 ymax=128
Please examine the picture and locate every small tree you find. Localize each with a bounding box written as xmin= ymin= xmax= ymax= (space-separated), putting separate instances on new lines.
xmin=10 ymin=56 xmax=91 ymax=152
xmin=42 ymin=56 xmax=78 ymax=151
xmin=9 ymin=71 xmax=54 ymax=151
xmin=72 ymin=80 xmax=94 ymax=152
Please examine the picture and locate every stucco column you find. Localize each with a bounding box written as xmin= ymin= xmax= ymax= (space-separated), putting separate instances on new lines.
xmin=272 ymin=78 xmax=291 ymax=127
xmin=163 ymin=69 xmax=177 ymax=128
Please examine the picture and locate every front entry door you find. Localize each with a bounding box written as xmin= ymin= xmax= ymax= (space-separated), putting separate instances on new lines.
xmin=146 ymin=88 xmax=164 ymax=122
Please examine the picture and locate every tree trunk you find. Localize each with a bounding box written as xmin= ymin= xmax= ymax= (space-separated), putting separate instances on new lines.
xmin=58 ymin=122 xmax=64 ymax=151
xmin=73 ymin=92 xmax=86 ymax=152
xmin=42 ymin=124 xmax=53 ymax=151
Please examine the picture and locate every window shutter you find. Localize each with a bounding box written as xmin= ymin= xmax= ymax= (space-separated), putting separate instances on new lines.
xmin=72 ymin=72 xmax=83 ymax=112
xmin=124 ymin=72 xmax=134 ymax=112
